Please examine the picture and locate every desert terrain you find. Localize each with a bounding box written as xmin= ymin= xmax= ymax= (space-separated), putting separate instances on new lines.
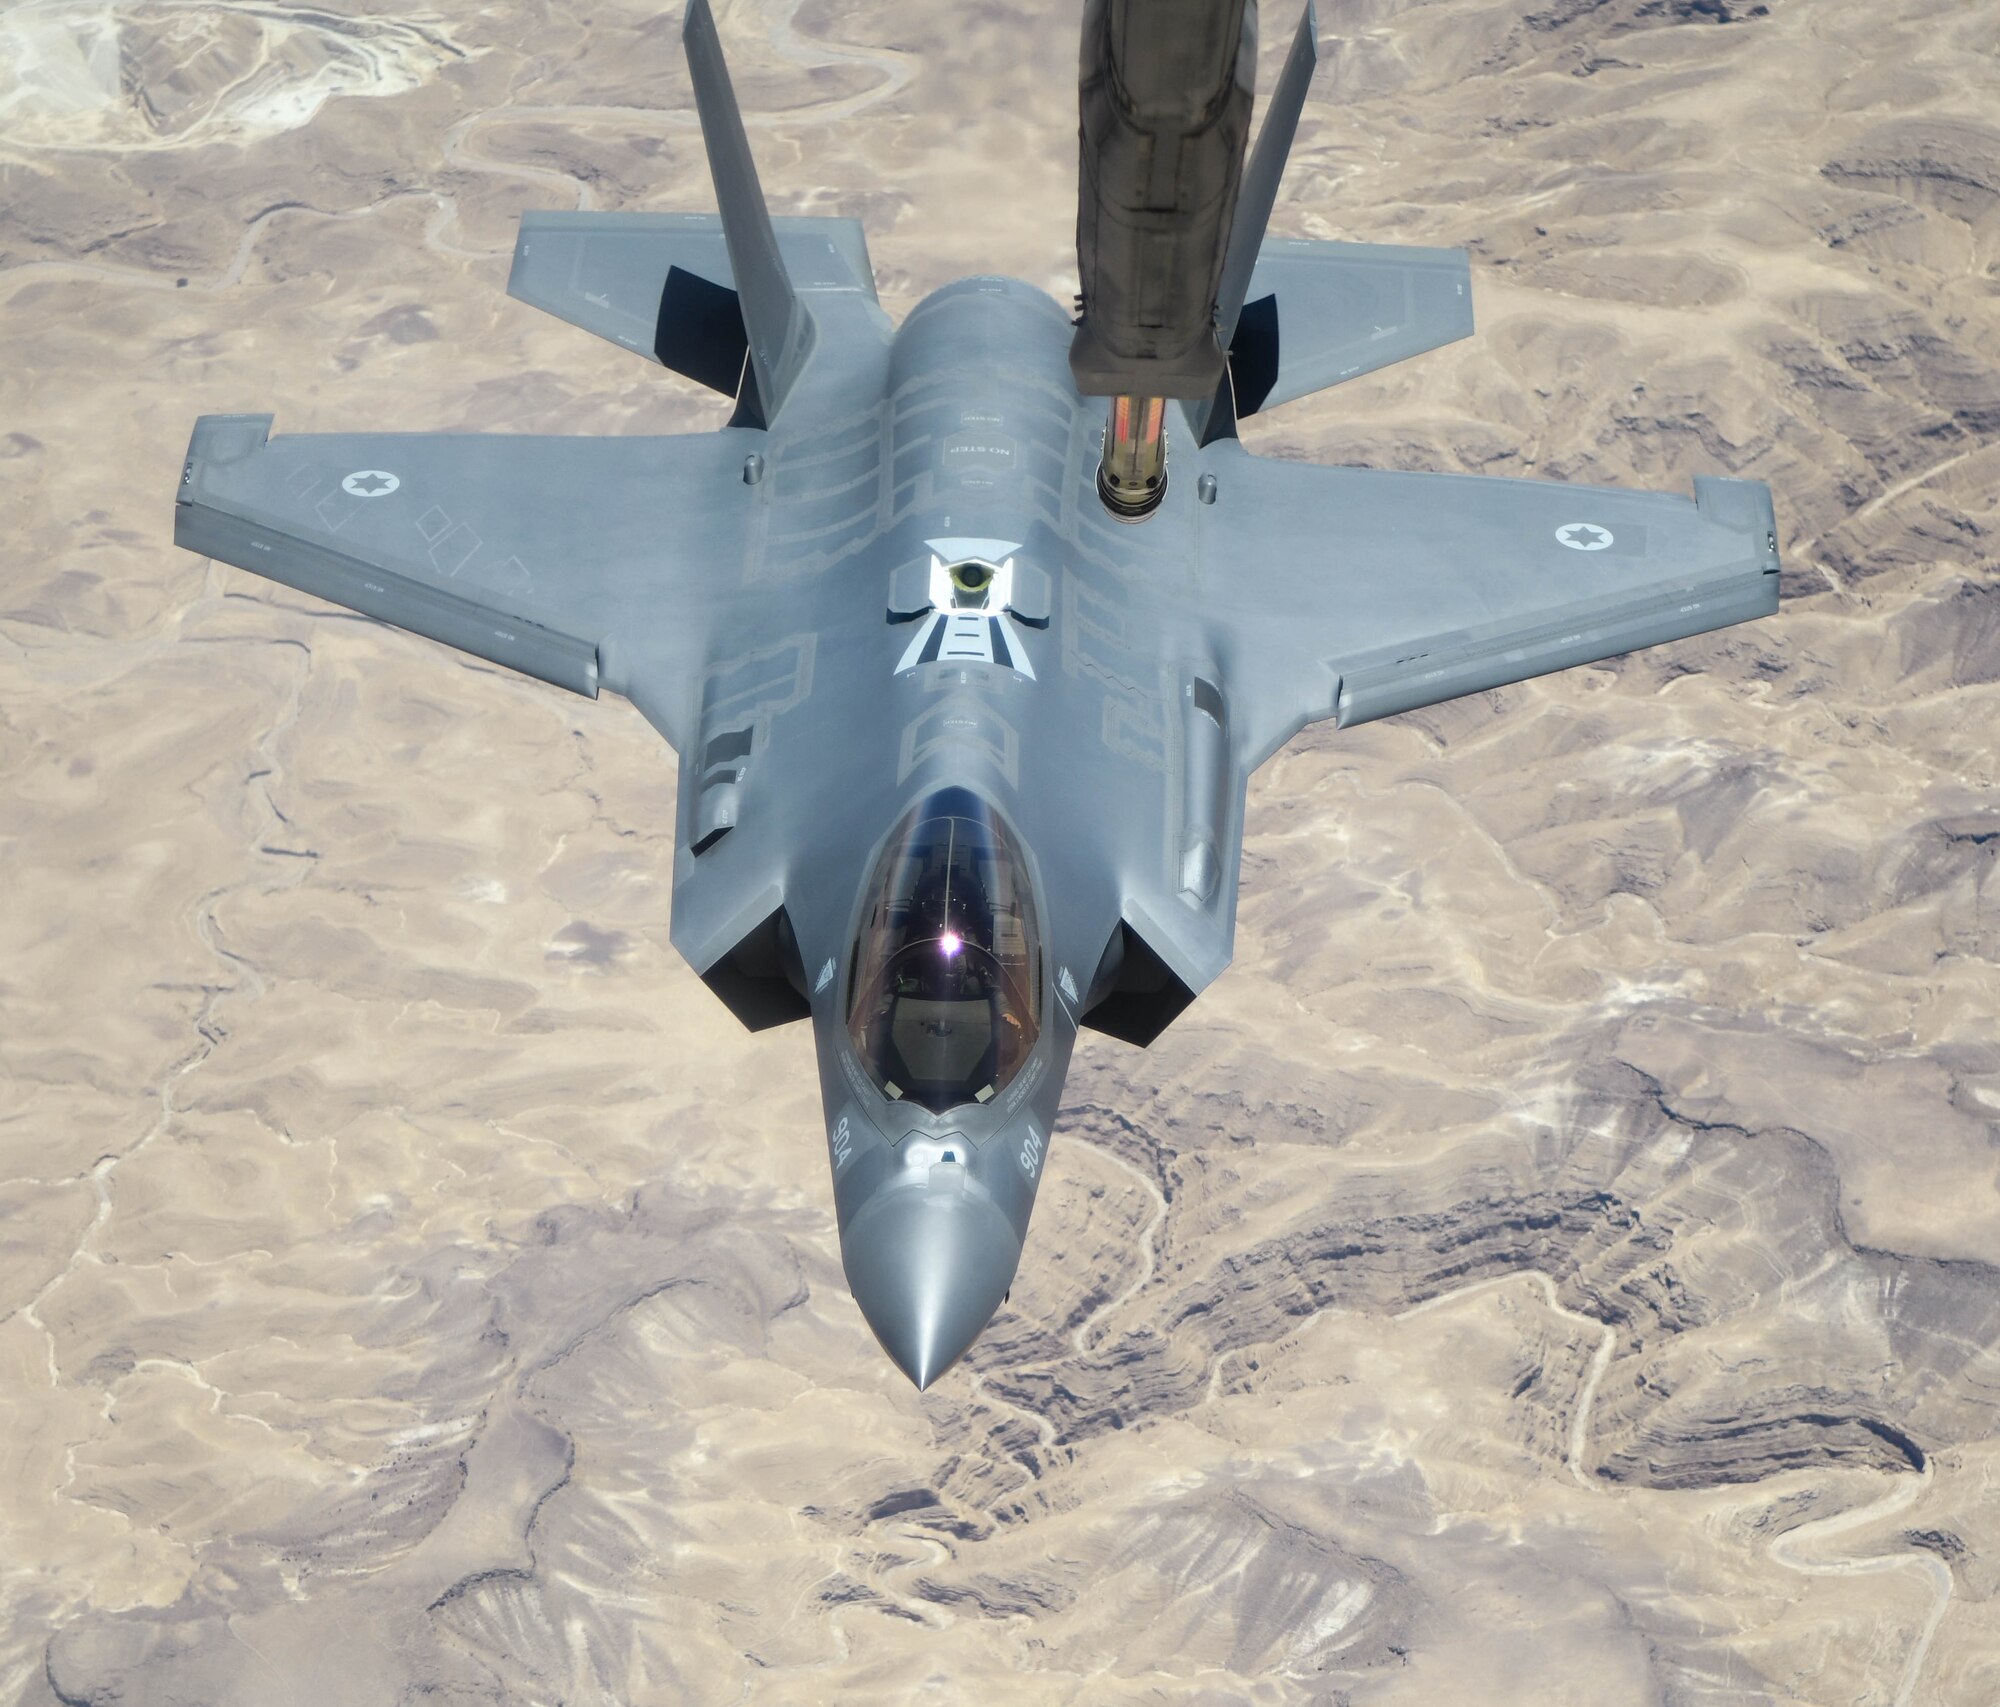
xmin=3 ymin=0 xmax=1998 ymax=1701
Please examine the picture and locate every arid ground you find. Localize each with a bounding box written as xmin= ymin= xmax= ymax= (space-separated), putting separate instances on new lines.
xmin=3 ymin=0 xmax=1998 ymax=1701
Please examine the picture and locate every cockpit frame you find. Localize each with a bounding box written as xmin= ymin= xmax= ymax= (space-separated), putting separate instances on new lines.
xmin=842 ymin=787 xmax=1046 ymax=1123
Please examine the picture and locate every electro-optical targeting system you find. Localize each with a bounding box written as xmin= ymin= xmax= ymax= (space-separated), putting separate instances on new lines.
xmin=173 ymin=0 xmax=1781 ymax=1387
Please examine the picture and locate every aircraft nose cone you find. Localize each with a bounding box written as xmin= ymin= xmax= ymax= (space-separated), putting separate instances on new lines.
xmin=842 ymin=1181 xmax=1021 ymax=1390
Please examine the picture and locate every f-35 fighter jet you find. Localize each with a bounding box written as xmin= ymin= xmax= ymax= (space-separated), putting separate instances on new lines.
xmin=174 ymin=0 xmax=1780 ymax=1387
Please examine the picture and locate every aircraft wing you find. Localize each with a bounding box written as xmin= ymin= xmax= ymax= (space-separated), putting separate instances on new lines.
xmin=175 ymin=414 xmax=746 ymax=749
xmin=1208 ymin=451 xmax=1781 ymax=767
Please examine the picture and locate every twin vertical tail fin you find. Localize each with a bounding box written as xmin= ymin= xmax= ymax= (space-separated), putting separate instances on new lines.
xmin=681 ymin=0 xmax=811 ymax=424
xmin=1196 ymin=0 xmax=1474 ymax=444
xmin=670 ymin=0 xmax=1463 ymax=446
xmin=507 ymin=0 xmax=880 ymax=425
xmin=1193 ymin=0 xmax=1319 ymax=444
xmin=1214 ymin=1 xmax=1319 ymax=355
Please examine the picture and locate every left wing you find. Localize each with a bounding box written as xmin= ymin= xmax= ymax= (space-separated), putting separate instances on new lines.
xmin=175 ymin=414 xmax=748 ymax=749
xmin=1201 ymin=447 xmax=1781 ymax=767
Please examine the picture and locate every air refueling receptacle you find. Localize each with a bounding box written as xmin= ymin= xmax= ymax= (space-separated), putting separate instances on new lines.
xmin=1070 ymin=0 xmax=1259 ymax=520
xmin=1098 ymin=393 xmax=1170 ymax=520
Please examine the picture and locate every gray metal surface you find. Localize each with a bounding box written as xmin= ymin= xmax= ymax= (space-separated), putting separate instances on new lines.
xmin=174 ymin=414 xmax=751 ymax=718
xmin=682 ymin=0 xmax=814 ymax=422
xmin=506 ymin=211 xmax=875 ymax=382
xmin=1214 ymin=0 xmax=1320 ymax=354
xmin=173 ymin=0 xmax=1782 ymax=1389
xmin=1230 ymin=237 xmax=1475 ymax=415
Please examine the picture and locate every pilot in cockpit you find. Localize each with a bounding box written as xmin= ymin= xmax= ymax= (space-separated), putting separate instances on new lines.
xmin=848 ymin=791 xmax=1041 ymax=1113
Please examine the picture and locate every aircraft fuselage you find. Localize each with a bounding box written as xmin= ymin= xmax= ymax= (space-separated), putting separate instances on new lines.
xmin=668 ymin=276 xmax=1244 ymax=1384
xmin=174 ymin=0 xmax=1781 ymax=1394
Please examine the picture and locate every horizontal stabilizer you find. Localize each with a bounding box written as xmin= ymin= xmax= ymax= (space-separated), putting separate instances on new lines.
xmin=507 ymin=211 xmax=875 ymax=405
xmin=1227 ymin=237 xmax=1473 ymax=419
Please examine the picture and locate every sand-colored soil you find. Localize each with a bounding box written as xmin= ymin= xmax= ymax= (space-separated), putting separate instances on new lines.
xmin=3 ymin=0 xmax=1998 ymax=1701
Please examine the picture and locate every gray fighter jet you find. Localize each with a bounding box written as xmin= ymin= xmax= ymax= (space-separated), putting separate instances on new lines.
xmin=173 ymin=0 xmax=1780 ymax=1387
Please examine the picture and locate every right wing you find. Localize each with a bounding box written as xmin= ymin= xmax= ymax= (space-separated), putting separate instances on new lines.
xmin=1204 ymin=448 xmax=1781 ymax=767
xmin=175 ymin=413 xmax=748 ymax=750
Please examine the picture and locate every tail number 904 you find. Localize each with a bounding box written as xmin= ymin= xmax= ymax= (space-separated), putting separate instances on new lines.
xmin=831 ymin=1116 xmax=853 ymax=1169
xmin=1018 ymin=1127 xmax=1044 ymax=1178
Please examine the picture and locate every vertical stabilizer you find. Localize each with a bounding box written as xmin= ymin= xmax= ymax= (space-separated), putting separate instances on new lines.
xmin=682 ymin=0 xmax=812 ymax=425
xmin=1214 ymin=0 xmax=1319 ymax=354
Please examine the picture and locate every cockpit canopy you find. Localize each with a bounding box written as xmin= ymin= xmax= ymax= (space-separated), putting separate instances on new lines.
xmin=846 ymin=791 xmax=1043 ymax=1115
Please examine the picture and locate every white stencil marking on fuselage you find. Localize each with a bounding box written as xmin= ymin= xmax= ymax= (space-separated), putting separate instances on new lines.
xmin=926 ymin=536 xmax=1021 ymax=565
xmin=893 ymin=548 xmax=1039 ymax=681
xmin=895 ymin=615 xmax=940 ymax=673
xmin=894 ymin=609 xmax=1037 ymax=679
xmin=939 ymin=613 xmax=992 ymax=660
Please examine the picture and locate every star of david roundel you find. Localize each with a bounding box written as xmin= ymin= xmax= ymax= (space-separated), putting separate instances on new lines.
xmin=342 ymin=469 xmax=400 ymax=498
xmin=1556 ymin=522 xmax=1613 ymax=551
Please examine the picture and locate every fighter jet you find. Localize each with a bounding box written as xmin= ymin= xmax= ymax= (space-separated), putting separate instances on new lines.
xmin=173 ymin=0 xmax=1780 ymax=1388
